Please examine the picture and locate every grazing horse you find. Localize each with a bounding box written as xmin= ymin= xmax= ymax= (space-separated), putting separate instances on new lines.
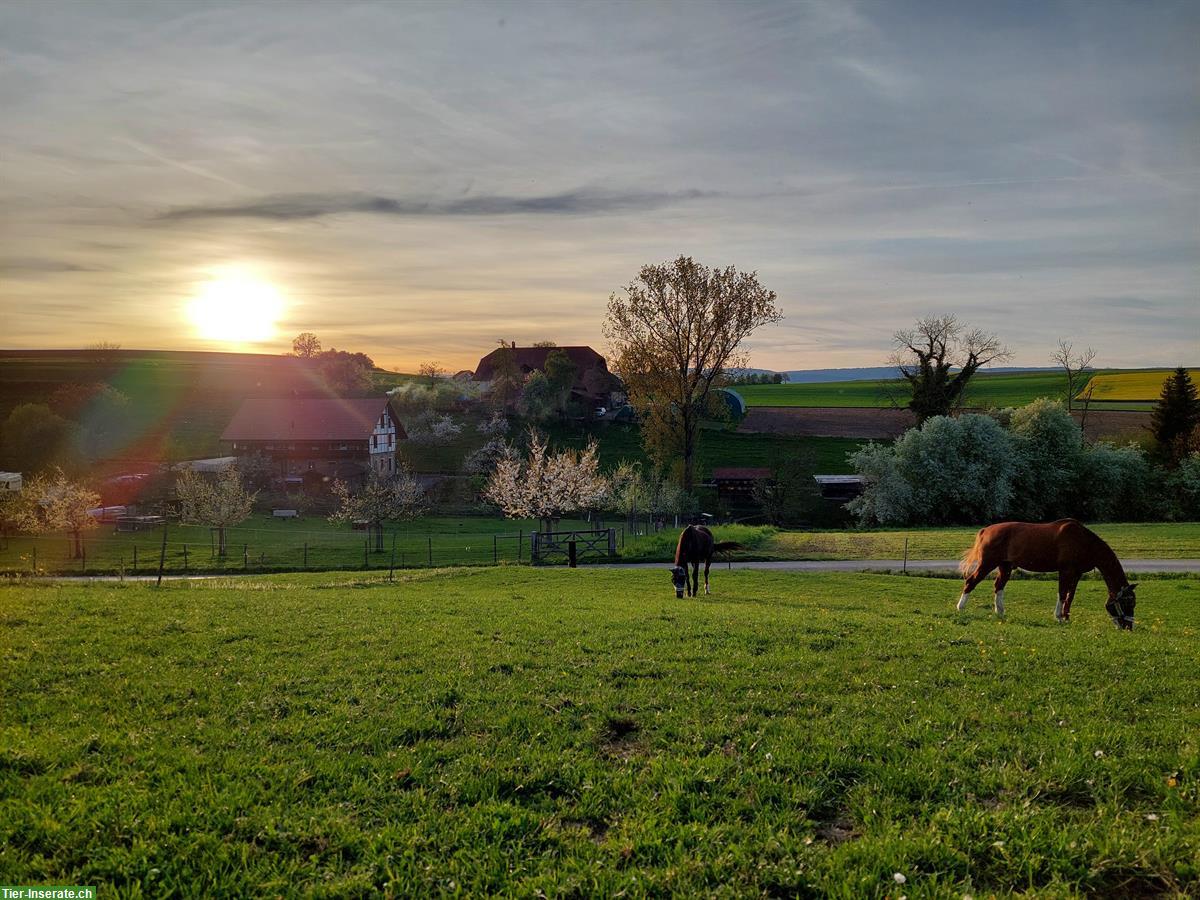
xmin=956 ymin=519 xmax=1137 ymax=629
xmin=670 ymin=525 xmax=743 ymax=598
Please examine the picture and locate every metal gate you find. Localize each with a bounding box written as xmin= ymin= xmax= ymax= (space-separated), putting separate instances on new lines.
xmin=530 ymin=528 xmax=617 ymax=565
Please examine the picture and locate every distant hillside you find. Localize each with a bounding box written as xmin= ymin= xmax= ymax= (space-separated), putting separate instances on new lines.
xmin=777 ymin=366 xmax=1060 ymax=383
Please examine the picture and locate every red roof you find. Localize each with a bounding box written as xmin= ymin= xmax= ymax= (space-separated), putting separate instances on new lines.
xmin=711 ymin=467 xmax=773 ymax=481
xmin=221 ymin=398 xmax=404 ymax=442
xmin=473 ymin=345 xmax=607 ymax=384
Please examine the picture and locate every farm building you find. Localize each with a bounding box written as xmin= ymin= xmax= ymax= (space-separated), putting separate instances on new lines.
xmin=711 ymin=467 xmax=772 ymax=501
xmin=813 ymin=474 xmax=866 ymax=502
xmin=221 ymin=398 xmax=406 ymax=484
xmin=473 ymin=343 xmax=620 ymax=409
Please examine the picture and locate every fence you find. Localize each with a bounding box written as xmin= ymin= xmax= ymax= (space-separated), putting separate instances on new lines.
xmin=0 ymin=525 xmax=571 ymax=577
xmin=530 ymin=528 xmax=618 ymax=565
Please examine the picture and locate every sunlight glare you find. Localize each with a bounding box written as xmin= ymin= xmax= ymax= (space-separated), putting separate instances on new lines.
xmin=188 ymin=271 xmax=285 ymax=344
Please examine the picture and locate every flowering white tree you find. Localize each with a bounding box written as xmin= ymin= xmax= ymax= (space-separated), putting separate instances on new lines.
xmin=329 ymin=469 xmax=428 ymax=551
xmin=176 ymin=466 xmax=257 ymax=556
xmin=484 ymin=430 xmax=608 ymax=531
xmin=405 ymin=410 xmax=463 ymax=446
xmin=13 ymin=468 xmax=100 ymax=558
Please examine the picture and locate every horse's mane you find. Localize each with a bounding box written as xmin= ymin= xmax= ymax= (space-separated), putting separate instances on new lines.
xmin=674 ymin=527 xmax=690 ymax=567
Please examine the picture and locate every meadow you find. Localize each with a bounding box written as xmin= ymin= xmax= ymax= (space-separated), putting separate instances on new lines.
xmin=1 ymin=568 xmax=1197 ymax=897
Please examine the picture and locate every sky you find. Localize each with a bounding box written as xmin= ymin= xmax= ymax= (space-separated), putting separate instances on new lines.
xmin=1 ymin=0 xmax=1197 ymax=373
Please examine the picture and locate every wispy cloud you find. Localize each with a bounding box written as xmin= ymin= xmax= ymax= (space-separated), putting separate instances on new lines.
xmin=158 ymin=188 xmax=715 ymax=222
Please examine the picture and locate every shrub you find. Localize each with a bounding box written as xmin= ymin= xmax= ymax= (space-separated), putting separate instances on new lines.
xmin=1165 ymin=453 xmax=1200 ymax=520
xmin=1007 ymin=399 xmax=1083 ymax=520
xmin=849 ymin=414 xmax=1018 ymax=526
xmin=1073 ymin=442 xmax=1158 ymax=522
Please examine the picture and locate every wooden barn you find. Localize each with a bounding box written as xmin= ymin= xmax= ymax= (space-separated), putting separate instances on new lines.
xmin=221 ymin=398 xmax=406 ymax=484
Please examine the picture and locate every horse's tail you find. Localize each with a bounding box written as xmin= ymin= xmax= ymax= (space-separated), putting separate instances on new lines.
xmin=712 ymin=541 xmax=745 ymax=554
xmin=959 ymin=530 xmax=984 ymax=579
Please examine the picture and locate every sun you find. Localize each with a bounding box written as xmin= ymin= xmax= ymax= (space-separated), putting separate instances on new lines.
xmin=188 ymin=270 xmax=285 ymax=344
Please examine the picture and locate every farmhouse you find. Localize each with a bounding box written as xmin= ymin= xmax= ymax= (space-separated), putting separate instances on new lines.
xmin=473 ymin=343 xmax=618 ymax=408
xmin=221 ymin=398 xmax=406 ymax=484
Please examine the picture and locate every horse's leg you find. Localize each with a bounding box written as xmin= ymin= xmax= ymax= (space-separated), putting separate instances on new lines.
xmin=690 ymin=560 xmax=699 ymax=597
xmin=703 ymin=557 xmax=711 ymax=595
xmin=1059 ymin=571 xmax=1082 ymax=622
xmin=993 ymin=563 xmax=1013 ymax=617
xmin=957 ymin=558 xmax=997 ymax=610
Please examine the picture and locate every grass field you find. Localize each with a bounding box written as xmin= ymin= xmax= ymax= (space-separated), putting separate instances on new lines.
xmin=758 ymin=522 xmax=1200 ymax=562
xmin=1081 ymin=370 xmax=1200 ymax=403
xmin=1 ymin=569 xmax=1197 ymax=896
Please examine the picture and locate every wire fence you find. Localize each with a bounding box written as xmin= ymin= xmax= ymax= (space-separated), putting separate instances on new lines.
xmin=0 ymin=520 xmax=640 ymax=576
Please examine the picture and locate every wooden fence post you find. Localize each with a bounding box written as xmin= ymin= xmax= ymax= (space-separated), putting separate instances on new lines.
xmin=568 ymin=540 xmax=577 ymax=569
xmin=389 ymin=532 xmax=396 ymax=582
xmin=427 ymin=536 xmax=432 ymax=567
xmin=493 ymin=534 xmax=498 ymax=565
xmin=155 ymin=524 xmax=168 ymax=587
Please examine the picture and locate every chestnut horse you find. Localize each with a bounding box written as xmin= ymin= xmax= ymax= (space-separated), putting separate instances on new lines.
xmin=956 ymin=519 xmax=1137 ymax=629
xmin=670 ymin=525 xmax=743 ymax=598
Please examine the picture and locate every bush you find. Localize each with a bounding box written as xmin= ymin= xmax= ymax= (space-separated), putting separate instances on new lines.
xmin=1007 ymin=399 xmax=1083 ymax=520
xmin=849 ymin=414 xmax=1018 ymax=526
xmin=1073 ymin=442 xmax=1158 ymax=522
xmin=1165 ymin=453 xmax=1200 ymax=520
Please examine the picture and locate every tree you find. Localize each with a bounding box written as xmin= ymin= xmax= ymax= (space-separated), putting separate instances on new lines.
xmin=543 ymin=348 xmax=577 ymax=416
xmin=1150 ymin=367 xmax=1200 ymax=467
xmin=13 ymin=469 xmax=99 ymax=558
xmin=604 ymin=256 xmax=782 ymax=490
xmin=176 ymin=466 xmax=257 ymax=556
xmin=753 ymin=449 xmax=822 ymax=528
xmin=1051 ymin=340 xmax=1097 ymax=413
xmin=1006 ymin=399 xmax=1084 ymax=520
xmin=317 ymin=350 xmax=375 ymax=396
xmin=418 ymin=361 xmax=446 ymax=386
xmin=292 ymin=332 xmax=322 ymax=358
xmin=891 ymin=315 xmax=1011 ymax=422
xmin=518 ymin=371 xmax=559 ymax=422
xmin=487 ymin=341 xmax=523 ymax=410
xmin=0 ymin=404 xmax=79 ymax=473
xmin=329 ymin=469 xmax=427 ymax=552
xmin=404 ymin=410 xmax=463 ymax=446
xmin=483 ymin=430 xmax=608 ymax=531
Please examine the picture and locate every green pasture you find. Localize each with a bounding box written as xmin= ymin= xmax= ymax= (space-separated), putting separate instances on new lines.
xmin=2 ymin=569 xmax=1197 ymax=896
xmin=757 ymin=522 xmax=1200 ymax=562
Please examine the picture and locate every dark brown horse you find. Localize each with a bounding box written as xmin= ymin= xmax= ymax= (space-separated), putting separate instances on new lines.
xmin=670 ymin=525 xmax=743 ymax=598
xmin=957 ymin=519 xmax=1137 ymax=629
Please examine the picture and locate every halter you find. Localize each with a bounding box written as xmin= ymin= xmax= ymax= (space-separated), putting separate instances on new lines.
xmin=1106 ymin=585 xmax=1136 ymax=629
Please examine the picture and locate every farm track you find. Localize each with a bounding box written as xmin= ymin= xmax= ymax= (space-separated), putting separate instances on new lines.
xmin=739 ymin=406 xmax=1152 ymax=441
xmin=21 ymin=558 xmax=1200 ymax=581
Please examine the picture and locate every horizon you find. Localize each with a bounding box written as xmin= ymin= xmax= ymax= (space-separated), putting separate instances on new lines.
xmin=2 ymin=1 xmax=1197 ymax=371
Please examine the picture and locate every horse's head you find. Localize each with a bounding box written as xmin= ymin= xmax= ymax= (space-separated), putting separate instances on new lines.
xmin=670 ymin=566 xmax=687 ymax=598
xmin=1105 ymin=583 xmax=1137 ymax=630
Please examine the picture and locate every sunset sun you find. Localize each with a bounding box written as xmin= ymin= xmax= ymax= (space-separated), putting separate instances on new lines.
xmin=188 ymin=271 xmax=285 ymax=344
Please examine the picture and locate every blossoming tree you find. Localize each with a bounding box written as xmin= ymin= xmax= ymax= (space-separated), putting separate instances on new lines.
xmin=484 ymin=431 xmax=607 ymax=532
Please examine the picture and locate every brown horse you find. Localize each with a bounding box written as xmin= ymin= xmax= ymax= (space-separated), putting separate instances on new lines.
xmin=670 ymin=525 xmax=743 ymax=598
xmin=957 ymin=519 xmax=1137 ymax=629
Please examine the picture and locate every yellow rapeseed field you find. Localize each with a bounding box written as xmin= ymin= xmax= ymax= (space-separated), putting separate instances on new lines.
xmin=1078 ymin=368 xmax=1200 ymax=402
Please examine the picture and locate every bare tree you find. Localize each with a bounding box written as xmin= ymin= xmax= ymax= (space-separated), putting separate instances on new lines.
xmin=418 ymin=361 xmax=446 ymax=386
xmin=604 ymin=256 xmax=782 ymax=490
xmin=292 ymin=332 xmax=322 ymax=358
xmin=329 ymin=469 xmax=427 ymax=551
xmin=176 ymin=466 xmax=257 ymax=556
xmin=1051 ymin=340 xmax=1097 ymax=412
xmin=891 ymin=315 xmax=1011 ymax=421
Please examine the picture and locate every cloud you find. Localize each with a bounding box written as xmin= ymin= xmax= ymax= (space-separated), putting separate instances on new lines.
xmin=1 ymin=257 xmax=103 ymax=275
xmin=158 ymin=188 xmax=715 ymax=222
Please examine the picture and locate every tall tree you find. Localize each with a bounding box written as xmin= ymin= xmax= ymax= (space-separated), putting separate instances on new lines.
xmin=292 ymin=332 xmax=322 ymax=358
xmin=317 ymin=349 xmax=375 ymax=396
xmin=329 ymin=469 xmax=427 ymax=552
xmin=176 ymin=466 xmax=257 ymax=556
xmin=891 ymin=315 xmax=1011 ymax=422
xmin=1150 ymin=367 xmax=1200 ymax=467
xmin=0 ymin=404 xmax=79 ymax=473
xmin=543 ymin=348 xmax=577 ymax=417
xmin=604 ymin=256 xmax=782 ymax=490
xmin=1051 ymin=340 xmax=1097 ymax=413
xmin=487 ymin=341 xmax=523 ymax=411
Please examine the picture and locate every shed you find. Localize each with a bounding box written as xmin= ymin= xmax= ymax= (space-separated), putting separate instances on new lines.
xmin=813 ymin=474 xmax=866 ymax=502
xmin=0 ymin=472 xmax=22 ymax=493
xmin=711 ymin=467 xmax=772 ymax=500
